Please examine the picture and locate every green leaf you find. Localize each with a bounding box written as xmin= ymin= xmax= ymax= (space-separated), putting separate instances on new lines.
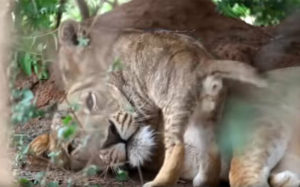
xmin=11 ymin=89 xmax=43 ymax=124
xmin=108 ymin=59 xmax=123 ymax=72
xmin=67 ymin=178 xmax=73 ymax=187
xmin=34 ymin=171 xmax=45 ymax=184
xmin=48 ymin=151 xmax=65 ymax=166
xmin=77 ymin=36 xmax=90 ymax=47
xmin=101 ymin=3 xmax=112 ymax=14
xmin=22 ymin=145 xmax=30 ymax=155
xmin=115 ymin=169 xmax=129 ymax=182
xmin=38 ymin=69 xmax=49 ymax=80
xmin=22 ymin=53 xmax=33 ymax=76
xmin=19 ymin=178 xmax=34 ymax=187
xmin=21 ymin=89 xmax=34 ymax=103
xmin=62 ymin=115 xmax=72 ymax=125
xmin=84 ymin=165 xmax=100 ymax=177
xmin=47 ymin=181 xmax=59 ymax=187
xmin=48 ymin=151 xmax=60 ymax=161
xmin=68 ymin=102 xmax=80 ymax=111
xmin=32 ymin=59 xmax=39 ymax=75
xmin=57 ymin=125 xmax=77 ymax=140
xmin=124 ymin=104 xmax=135 ymax=114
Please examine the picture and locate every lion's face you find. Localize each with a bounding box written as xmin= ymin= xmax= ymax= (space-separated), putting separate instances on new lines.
xmin=53 ymin=81 xmax=160 ymax=171
xmin=49 ymin=84 xmax=117 ymax=169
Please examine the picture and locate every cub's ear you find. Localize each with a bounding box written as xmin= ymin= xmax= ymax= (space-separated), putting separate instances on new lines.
xmin=58 ymin=20 xmax=79 ymax=46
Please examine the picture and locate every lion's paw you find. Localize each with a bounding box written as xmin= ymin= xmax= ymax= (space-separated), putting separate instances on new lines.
xmin=28 ymin=133 xmax=50 ymax=156
xmin=270 ymin=171 xmax=300 ymax=187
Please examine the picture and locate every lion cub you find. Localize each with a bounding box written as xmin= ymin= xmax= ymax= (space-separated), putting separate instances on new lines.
xmin=107 ymin=30 xmax=265 ymax=187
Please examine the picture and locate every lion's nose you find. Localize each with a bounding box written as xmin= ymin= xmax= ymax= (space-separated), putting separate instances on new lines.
xmin=102 ymin=120 xmax=126 ymax=148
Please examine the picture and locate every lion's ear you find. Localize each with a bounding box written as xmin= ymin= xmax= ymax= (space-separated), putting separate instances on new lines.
xmin=58 ymin=20 xmax=79 ymax=46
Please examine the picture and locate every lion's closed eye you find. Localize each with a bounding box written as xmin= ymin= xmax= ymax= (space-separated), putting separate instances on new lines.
xmin=86 ymin=92 xmax=96 ymax=111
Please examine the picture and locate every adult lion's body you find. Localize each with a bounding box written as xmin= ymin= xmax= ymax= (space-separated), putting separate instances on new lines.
xmin=191 ymin=67 xmax=300 ymax=187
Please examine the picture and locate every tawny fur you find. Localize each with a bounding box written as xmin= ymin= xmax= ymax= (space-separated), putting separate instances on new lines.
xmin=225 ymin=67 xmax=300 ymax=187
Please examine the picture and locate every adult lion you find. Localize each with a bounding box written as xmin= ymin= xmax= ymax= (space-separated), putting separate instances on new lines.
xmin=29 ymin=17 xmax=300 ymax=187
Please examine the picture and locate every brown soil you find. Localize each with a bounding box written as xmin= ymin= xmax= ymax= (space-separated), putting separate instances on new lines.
xmin=13 ymin=0 xmax=300 ymax=186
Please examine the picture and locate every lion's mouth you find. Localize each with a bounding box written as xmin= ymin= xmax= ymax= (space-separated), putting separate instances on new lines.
xmin=126 ymin=125 xmax=156 ymax=167
xmin=96 ymin=125 xmax=156 ymax=168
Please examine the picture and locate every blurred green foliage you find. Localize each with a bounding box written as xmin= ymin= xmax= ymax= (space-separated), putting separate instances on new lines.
xmin=11 ymin=89 xmax=44 ymax=124
xmin=83 ymin=165 xmax=101 ymax=177
xmin=13 ymin=0 xmax=130 ymax=81
xmin=13 ymin=133 xmax=30 ymax=167
xmin=213 ymin=0 xmax=300 ymax=25
xmin=19 ymin=177 xmax=34 ymax=187
xmin=14 ymin=0 xmax=59 ymax=32
xmin=115 ymin=168 xmax=129 ymax=182
xmin=58 ymin=115 xmax=78 ymax=141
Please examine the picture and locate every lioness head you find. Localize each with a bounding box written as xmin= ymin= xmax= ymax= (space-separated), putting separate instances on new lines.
xmin=51 ymin=97 xmax=163 ymax=171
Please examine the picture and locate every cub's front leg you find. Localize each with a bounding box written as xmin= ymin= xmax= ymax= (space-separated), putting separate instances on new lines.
xmin=144 ymin=102 xmax=190 ymax=187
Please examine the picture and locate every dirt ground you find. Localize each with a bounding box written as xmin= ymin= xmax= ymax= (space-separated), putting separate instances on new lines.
xmin=12 ymin=0 xmax=300 ymax=186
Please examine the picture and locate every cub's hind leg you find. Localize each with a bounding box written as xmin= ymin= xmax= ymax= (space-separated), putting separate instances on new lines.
xmin=229 ymin=122 xmax=289 ymax=187
xmin=143 ymin=103 xmax=190 ymax=187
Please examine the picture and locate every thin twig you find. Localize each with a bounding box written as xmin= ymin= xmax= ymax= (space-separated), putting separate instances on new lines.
xmin=76 ymin=0 xmax=90 ymax=20
xmin=56 ymin=0 xmax=67 ymax=29
xmin=137 ymin=165 xmax=144 ymax=185
xmin=20 ymin=29 xmax=58 ymax=39
xmin=65 ymin=98 xmax=84 ymax=129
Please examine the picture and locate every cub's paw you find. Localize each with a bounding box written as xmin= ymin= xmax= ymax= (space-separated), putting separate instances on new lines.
xmin=143 ymin=181 xmax=172 ymax=187
xmin=28 ymin=133 xmax=50 ymax=156
xmin=143 ymin=181 xmax=154 ymax=187
xmin=143 ymin=176 xmax=178 ymax=187
xmin=270 ymin=171 xmax=300 ymax=187
xmin=193 ymin=173 xmax=219 ymax=187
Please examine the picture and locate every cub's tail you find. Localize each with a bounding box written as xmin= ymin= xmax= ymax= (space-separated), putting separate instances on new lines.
xmin=206 ymin=60 xmax=267 ymax=88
